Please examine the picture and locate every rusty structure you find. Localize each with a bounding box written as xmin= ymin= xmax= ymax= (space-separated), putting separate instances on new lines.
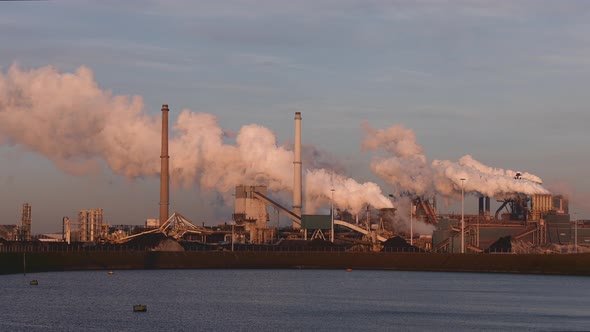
xmin=18 ymin=203 xmax=32 ymax=241
xmin=433 ymin=193 xmax=575 ymax=253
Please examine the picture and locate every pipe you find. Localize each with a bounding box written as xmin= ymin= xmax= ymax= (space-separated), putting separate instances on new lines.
xmin=159 ymin=104 xmax=170 ymax=226
xmin=293 ymin=112 xmax=302 ymax=228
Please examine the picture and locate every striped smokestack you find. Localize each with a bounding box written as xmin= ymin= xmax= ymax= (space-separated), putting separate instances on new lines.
xmin=159 ymin=104 xmax=170 ymax=226
xmin=293 ymin=112 xmax=302 ymax=228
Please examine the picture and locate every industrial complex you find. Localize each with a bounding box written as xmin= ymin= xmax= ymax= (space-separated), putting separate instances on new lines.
xmin=1 ymin=106 xmax=588 ymax=257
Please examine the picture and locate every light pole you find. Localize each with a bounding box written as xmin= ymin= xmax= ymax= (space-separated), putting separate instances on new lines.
xmin=410 ymin=199 xmax=413 ymax=246
xmin=574 ymin=212 xmax=578 ymax=253
xmin=460 ymin=178 xmax=466 ymax=254
xmin=276 ymin=208 xmax=280 ymax=242
xmin=331 ymin=189 xmax=335 ymax=243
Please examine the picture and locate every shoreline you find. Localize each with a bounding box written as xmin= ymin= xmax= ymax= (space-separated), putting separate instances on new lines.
xmin=2 ymin=251 xmax=590 ymax=276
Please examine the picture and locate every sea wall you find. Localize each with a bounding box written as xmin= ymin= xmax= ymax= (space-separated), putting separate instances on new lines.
xmin=2 ymin=251 xmax=590 ymax=275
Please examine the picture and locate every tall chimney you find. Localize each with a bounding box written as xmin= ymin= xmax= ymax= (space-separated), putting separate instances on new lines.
xmin=485 ymin=196 xmax=491 ymax=220
xmin=293 ymin=112 xmax=302 ymax=228
xmin=159 ymin=104 xmax=170 ymax=226
xmin=478 ymin=196 xmax=484 ymax=217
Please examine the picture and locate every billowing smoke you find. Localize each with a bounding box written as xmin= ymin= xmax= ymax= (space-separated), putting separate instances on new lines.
xmin=0 ymin=65 xmax=392 ymax=214
xmin=362 ymin=122 xmax=433 ymax=197
xmin=0 ymin=65 xmax=551 ymax=225
xmin=380 ymin=197 xmax=436 ymax=236
xmin=305 ymin=169 xmax=393 ymax=214
xmin=432 ymin=155 xmax=549 ymax=199
xmin=362 ymin=123 xmax=550 ymax=200
xmin=0 ymin=65 xmax=162 ymax=177
xmin=171 ymin=111 xmax=293 ymax=193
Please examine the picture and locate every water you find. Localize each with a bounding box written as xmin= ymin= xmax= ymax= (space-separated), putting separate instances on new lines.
xmin=0 ymin=269 xmax=589 ymax=331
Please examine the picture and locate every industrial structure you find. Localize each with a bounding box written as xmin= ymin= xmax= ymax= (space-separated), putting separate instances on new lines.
xmin=232 ymin=185 xmax=276 ymax=244
xmin=433 ymin=193 xmax=578 ymax=253
xmin=292 ymin=111 xmax=302 ymax=229
xmin=17 ymin=203 xmax=32 ymax=241
xmin=58 ymin=208 xmax=107 ymax=243
xmin=159 ymin=104 xmax=170 ymax=226
xmin=1 ymin=107 xmax=588 ymax=257
xmin=77 ymin=208 xmax=106 ymax=242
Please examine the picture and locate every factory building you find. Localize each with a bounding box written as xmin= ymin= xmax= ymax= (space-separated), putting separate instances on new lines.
xmin=78 ymin=208 xmax=106 ymax=242
xmin=433 ymin=193 xmax=578 ymax=253
xmin=2 ymin=105 xmax=587 ymax=256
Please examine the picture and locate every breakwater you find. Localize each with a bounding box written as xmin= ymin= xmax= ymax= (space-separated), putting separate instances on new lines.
xmin=2 ymin=251 xmax=590 ymax=275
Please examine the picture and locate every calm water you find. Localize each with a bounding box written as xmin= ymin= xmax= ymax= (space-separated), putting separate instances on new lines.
xmin=0 ymin=269 xmax=589 ymax=331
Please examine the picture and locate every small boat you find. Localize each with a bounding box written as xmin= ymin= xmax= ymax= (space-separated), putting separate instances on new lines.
xmin=30 ymin=280 xmax=39 ymax=285
xmin=346 ymin=268 xmax=352 ymax=272
xmin=133 ymin=305 xmax=147 ymax=312
xmin=107 ymin=271 xmax=114 ymax=275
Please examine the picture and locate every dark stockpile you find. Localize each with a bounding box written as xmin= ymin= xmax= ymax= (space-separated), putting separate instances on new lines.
xmin=275 ymin=238 xmax=346 ymax=251
xmin=485 ymin=236 xmax=512 ymax=253
xmin=381 ymin=236 xmax=422 ymax=252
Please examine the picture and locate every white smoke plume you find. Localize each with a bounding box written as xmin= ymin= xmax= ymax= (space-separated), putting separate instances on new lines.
xmin=171 ymin=111 xmax=293 ymax=193
xmin=362 ymin=122 xmax=433 ymax=197
xmin=382 ymin=197 xmax=436 ymax=236
xmin=0 ymin=65 xmax=161 ymax=178
xmin=305 ymin=169 xmax=393 ymax=214
xmin=431 ymin=156 xmax=550 ymax=198
xmin=0 ymin=64 xmax=551 ymax=222
xmin=455 ymin=155 xmax=543 ymax=184
xmin=362 ymin=123 xmax=550 ymax=200
xmin=0 ymin=65 xmax=393 ymax=214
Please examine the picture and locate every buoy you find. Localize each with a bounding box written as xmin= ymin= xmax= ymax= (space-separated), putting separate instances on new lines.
xmin=30 ymin=280 xmax=39 ymax=285
xmin=133 ymin=305 xmax=147 ymax=312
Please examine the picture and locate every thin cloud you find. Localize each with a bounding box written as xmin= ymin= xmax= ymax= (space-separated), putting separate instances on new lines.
xmin=539 ymin=53 xmax=590 ymax=67
xmin=49 ymin=39 xmax=199 ymax=72
xmin=227 ymin=53 xmax=297 ymax=68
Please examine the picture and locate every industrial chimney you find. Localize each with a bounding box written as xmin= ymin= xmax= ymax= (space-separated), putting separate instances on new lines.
xmin=159 ymin=104 xmax=170 ymax=226
xmin=478 ymin=196 xmax=485 ymax=218
xmin=293 ymin=112 xmax=302 ymax=229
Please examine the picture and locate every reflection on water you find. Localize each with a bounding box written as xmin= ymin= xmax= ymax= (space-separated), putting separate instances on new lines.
xmin=0 ymin=270 xmax=589 ymax=331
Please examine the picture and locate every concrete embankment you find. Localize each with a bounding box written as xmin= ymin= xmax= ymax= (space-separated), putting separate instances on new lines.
xmin=2 ymin=251 xmax=590 ymax=275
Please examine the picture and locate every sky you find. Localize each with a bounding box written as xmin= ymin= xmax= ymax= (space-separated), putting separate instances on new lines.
xmin=1 ymin=0 xmax=589 ymax=234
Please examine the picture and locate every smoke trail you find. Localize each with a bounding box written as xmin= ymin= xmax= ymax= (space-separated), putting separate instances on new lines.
xmin=431 ymin=156 xmax=550 ymax=198
xmin=0 ymin=65 xmax=161 ymax=177
xmin=456 ymin=155 xmax=543 ymax=184
xmin=362 ymin=123 xmax=550 ymax=199
xmin=0 ymin=65 xmax=393 ymax=213
xmin=305 ymin=169 xmax=393 ymax=214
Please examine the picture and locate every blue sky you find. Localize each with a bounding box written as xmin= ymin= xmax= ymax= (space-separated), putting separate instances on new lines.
xmin=1 ymin=1 xmax=589 ymax=233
